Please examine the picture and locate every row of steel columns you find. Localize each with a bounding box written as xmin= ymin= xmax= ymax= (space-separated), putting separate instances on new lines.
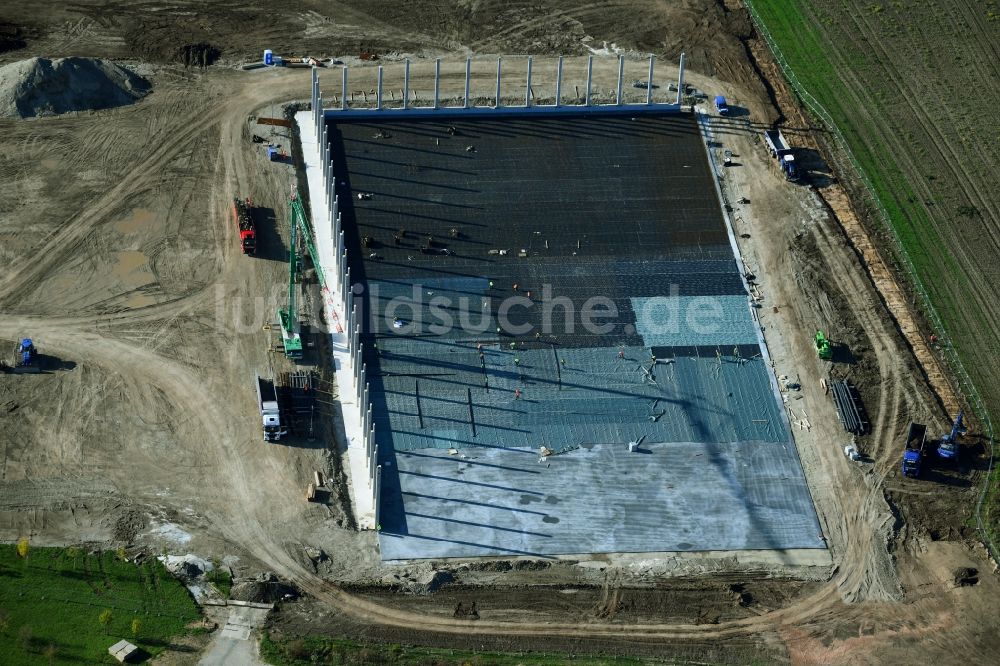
xmin=331 ymin=54 xmax=687 ymax=110
xmin=312 ymin=68 xmax=381 ymax=527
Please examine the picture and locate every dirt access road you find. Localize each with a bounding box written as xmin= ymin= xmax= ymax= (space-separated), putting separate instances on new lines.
xmin=1 ymin=1 xmax=999 ymax=663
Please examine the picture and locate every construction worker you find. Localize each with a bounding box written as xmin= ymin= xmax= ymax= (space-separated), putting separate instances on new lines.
xmin=618 ymin=349 xmax=625 ymax=360
xmin=514 ymin=388 xmax=522 ymax=400
xmin=514 ymin=357 xmax=520 ymax=366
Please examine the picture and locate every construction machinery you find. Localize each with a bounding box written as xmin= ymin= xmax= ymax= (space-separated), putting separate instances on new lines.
xmin=275 ymin=191 xmax=328 ymax=361
xmin=5 ymin=338 xmax=41 ymax=374
xmin=814 ymin=330 xmax=832 ymax=360
xmin=276 ymin=196 xmax=303 ymax=359
xmin=289 ymin=193 xmax=328 ymax=290
xmin=256 ymin=375 xmax=287 ymax=442
xmin=902 ymin=422 xmax=928 ymax=478
xmin=232 ymin=197 xmax=256 ymax=255
xmin=937 ymin=409 xmax=967 ymax=461
xmin=764 ymin=129 xmax=799 ymax=181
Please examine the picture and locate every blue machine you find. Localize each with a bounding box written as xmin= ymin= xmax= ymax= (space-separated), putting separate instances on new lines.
xmin=19 ymin=338 xmax=34 ymax=366
xmin=714 ymin=95 xmax=729 ymax=115
xmin=937 ymin=410 xmax=966 ymax=460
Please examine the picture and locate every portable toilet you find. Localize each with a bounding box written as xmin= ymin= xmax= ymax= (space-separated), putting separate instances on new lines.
xmin=714 ymin=95 xmax=729 ymax=115
xmin=266 ymin=145 xmax=278 ymax=161
xmin=263 ymin=49 xmax=274 ymax=66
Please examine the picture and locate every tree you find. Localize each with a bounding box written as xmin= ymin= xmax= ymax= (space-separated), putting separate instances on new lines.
xmin=98 ymin=609 xmax=113 ymax=635
xmin=130 ymin=617 xmax=142 ymax=639
xmin=15 ymin=537 xmax=30 ymax=560
xmin=0 ymin=608 xmax=10 ymax=635
xmin=43 ymin=643 xmax=57 ymax=665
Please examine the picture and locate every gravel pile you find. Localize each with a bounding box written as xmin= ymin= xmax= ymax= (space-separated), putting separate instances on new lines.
xmin=0 ymin=56 xmax=150 ymax=118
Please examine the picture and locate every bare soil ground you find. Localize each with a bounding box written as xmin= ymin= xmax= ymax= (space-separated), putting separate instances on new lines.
xmin=0 ymin=1 xmax=998 ymax=664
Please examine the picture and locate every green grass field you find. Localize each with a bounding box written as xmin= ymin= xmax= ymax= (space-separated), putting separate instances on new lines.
xmin=747 ymin=0 xmax=959 ymax=323
xmin=747 ymin=0 xmax=1000 ymax=545
xmin=261 ymin=632 xmax=650 ymax=666
xmin=0 ymin=544 xmax=201 ymax=665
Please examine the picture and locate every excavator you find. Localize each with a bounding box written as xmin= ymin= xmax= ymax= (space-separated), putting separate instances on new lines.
xmin=814 ymin=330 xmax=832 ymax=360
xmin=936 ymin=409 xmax=967 ymax=461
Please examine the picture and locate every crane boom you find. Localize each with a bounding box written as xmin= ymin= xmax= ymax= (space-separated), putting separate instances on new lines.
xmin=290 ymin=195 xmax=327 ymax=290
xmin=277 ymin=195 xmax=303 ymax=359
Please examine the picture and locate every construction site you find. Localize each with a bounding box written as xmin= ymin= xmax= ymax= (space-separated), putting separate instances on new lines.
xmin=1 ymin=1 xmax=999 ymax=664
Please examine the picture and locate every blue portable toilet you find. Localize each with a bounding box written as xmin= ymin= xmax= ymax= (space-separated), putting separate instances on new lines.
xmin=264 ymin=49 xmax=274 ymax=66
xmin=266 ymin=145 xmax=278 ymax=161
xmin=714 ymin=95 xmax=729 ymax=115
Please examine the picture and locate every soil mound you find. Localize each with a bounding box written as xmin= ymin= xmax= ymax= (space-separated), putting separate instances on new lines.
xmin=0 ymin=56 xmax=150 ymax=118
xmin=230 ymin=572 xmax=299 ymax=603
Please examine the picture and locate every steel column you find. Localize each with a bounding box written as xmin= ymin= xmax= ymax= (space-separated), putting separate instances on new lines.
xmin=495 ymin=57 xmax=502 ymax=108
xmin=341 ymin=66 xmax=348 ymax=110
xmin=374 ymin=465 xmax=382 ymax=528
xmin=647 ymin=54 xmax=655 ymax=105
xmin=676 ymin=52 xmax=686 ymax=106
xmin=464 ymin=58 xmax=471 ymax=108
xmin=433 ymin=58 xmax=441 ymax=109
xmin=585 ymin=55 xmax=593 ymax=106
xmin=617 ymin=56 xmax=624 ymax=105
xmin=403 ymin=59 xmax=410 ymax=110
xmin=555 ymin=56 xmax=563 ymax=107
xmin=525 ymin=56 xmax=533 ymax=107
xmin=376 ymin=66 xmax=383 ymax=110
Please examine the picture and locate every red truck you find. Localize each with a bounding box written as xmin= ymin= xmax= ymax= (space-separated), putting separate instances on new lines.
xmin=232 ymin=197 xmax=256 ymax=255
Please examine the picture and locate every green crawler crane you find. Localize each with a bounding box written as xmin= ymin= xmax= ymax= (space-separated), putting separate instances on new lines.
xmin=277 ymin=196 xmax=303 ymax=359
xmin=277 ymin=191 xmax=327 ymax=361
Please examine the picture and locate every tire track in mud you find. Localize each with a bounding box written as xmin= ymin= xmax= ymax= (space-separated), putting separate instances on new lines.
xmin=0 ymin=112 xmax=217 ymax=304
xmin=844 ymin=7 xmax=1000 ymax=336
xmin=467 ymin=1 xmax=616 ymax=50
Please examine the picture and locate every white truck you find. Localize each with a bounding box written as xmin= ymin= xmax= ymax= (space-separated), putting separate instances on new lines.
xmin=256 ymin=375 xmax=286 ymax=442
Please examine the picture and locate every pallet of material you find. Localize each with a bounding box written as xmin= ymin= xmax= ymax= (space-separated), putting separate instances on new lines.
xmin=831 ymin=380 xmax=867 ymax=434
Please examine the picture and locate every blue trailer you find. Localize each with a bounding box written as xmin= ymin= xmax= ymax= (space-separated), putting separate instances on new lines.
xmin=902 ymin=422 xmax=927 ymax=478
xmin=764 ymin=129 xmax=800 ymax=182
xmin=714 ymin=95 xmax=729 ymax=115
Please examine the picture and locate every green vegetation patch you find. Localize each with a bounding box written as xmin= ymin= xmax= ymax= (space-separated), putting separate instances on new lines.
xmin=0 ymin=544 xmax=201 ymax=664
xmin=205 ymin=563 xmax=232 ymax=598
xmin=261 ymin=632 xmax=650 ymax=666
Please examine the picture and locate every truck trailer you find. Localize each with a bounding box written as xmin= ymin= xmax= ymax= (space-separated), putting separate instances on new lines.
xmin=232 ymin=197 xmax=256 ymax=255
xmin=764 ymin=129 xmax=799 ymax=182
xmin=902 ymin=422 xmax=927 ymax=478
xmin=256 ymin=375 xmax=286 ymax=442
